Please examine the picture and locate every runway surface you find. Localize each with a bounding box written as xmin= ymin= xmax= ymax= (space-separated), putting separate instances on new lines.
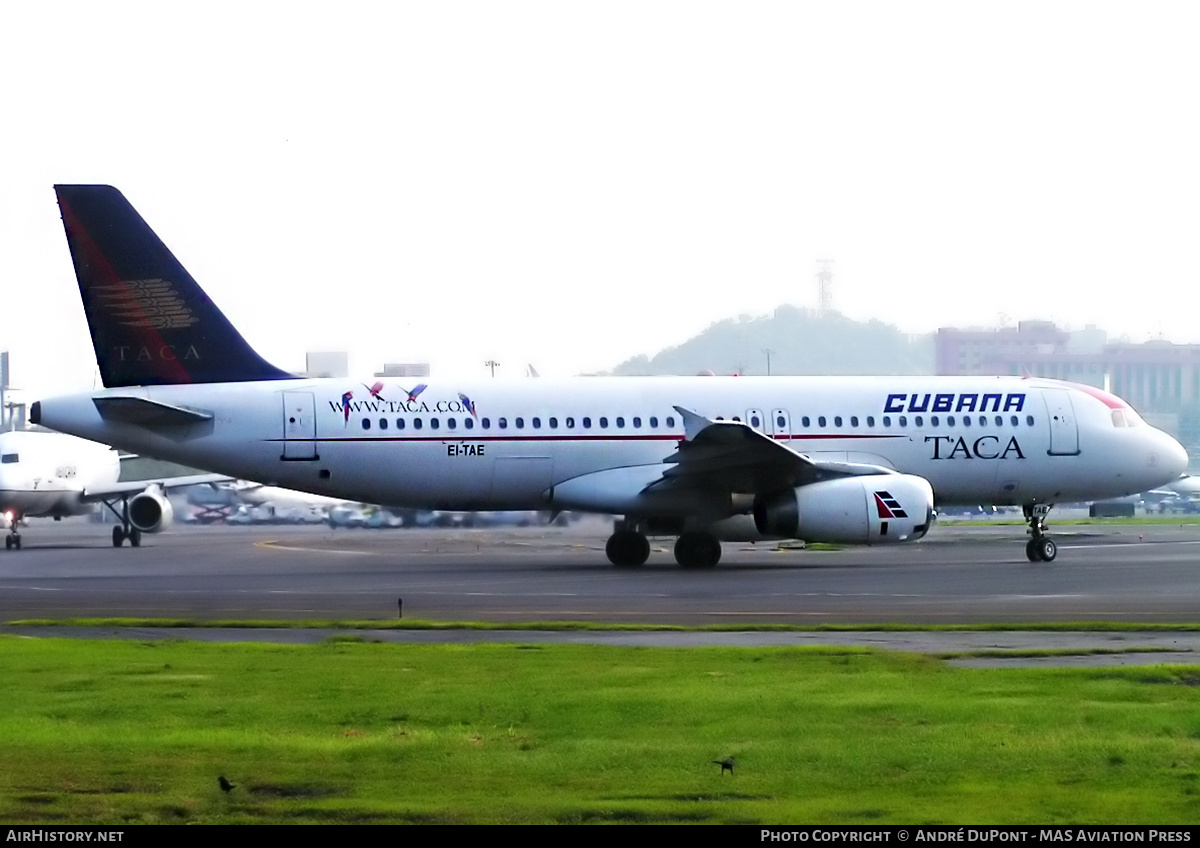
xmin=1 ymin=517 xmax=1198 ymax=627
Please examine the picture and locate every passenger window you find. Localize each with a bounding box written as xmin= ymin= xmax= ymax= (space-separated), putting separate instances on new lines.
xmin=994 ymin=416 xmax=1002 ymax=426
xmin=850 ymin=416 xmax=859 ymax=427
xmin=802 ymin=416 xmax=811 ymax=427
xmin=834 ymin=416 xmax=843 ymax=427
xmin=777 ymin=415 xmax=785 ymax=428
xmin=414 ymin=418 xmax=423 ymax=430
xmin=600 ymin=416 xmax=609 ymax=428
xmin=666 ymin=416 xmax=676 ymax=428
xmin=867 ymin=416 xmax=875 ymax=427
xmin=566 ymin=416 xmax=575 ymax=428
xmin=1026 ymin=416 xmax=1035 ymax=426
xmin=963 ymin=416 xmax=970 ymax=427
xmin=583 ymin=417 xmax=592 ymax=429
xmin=379 ymin=418 xmax=388 ymax=430
xmin=818 ymin=416 xmax=827 ymax=427
xmin=430 ymin=418 xmax=439 ymax=430
xmin=930 ymin=416 xmax=938 ymax=426
xmin=464 ymin=418 xmax=474 ymax=430
xmin=549 ymin=417 xmax=558 ymax=428
xmin=532 ymin=417 xmax=541 ymax=429
xmin=447 ymin=418 xmax=457 ymax=430
xmin=947 ymin=416 xmax=955 ymax=426
xmin=899 ymin=416 xmax=907 ymax=427
xmin=361 ymin=418 xmax=371 ymax=430
xmin=882 ymin=416 xmax=891 ymax=427
xmin=397 ymin=419 xmax=405 ymax=430
xmin=616 ymin=417 xmax=625 ymax=428
xmin=914 ymin=416 xmax=922 ymax=427
xmin=633 ymin=417 xmax=642 ymax=428
xmin=499 ymin=417 xmax=508 ymax=429
xmin=1010 ymin=416 xmax=1018 ymax=427
xmin=481 ymin=417 xmax=490 ymax=429
xmin=650 ymin=416 xmax=658 ymax=428
xmin=515 ymin=417 xmax=524 ymax=429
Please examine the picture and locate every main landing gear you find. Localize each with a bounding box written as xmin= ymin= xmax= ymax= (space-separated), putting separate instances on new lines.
xmin=101 ymin=496 xmax=141 ymax=548
xmin=604 ymin=520 xmax=722 ymax=569
xmin=1024 ymin=503 xmax=1056 ymax=562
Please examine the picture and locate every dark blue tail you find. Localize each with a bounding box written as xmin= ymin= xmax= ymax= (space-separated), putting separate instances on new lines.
xmin=54 ymin=185 xmax=297 ymax=387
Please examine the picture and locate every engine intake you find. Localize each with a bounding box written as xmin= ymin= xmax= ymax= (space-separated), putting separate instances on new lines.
xmin=128 ymin=486 xmax=174 ymax=533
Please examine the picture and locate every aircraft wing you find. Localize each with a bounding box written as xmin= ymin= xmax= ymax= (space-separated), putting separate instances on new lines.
xmin=80 ymin=473 xmax=231 ymax=502
xmin=648 ymin=406 xmax=894 ymax=495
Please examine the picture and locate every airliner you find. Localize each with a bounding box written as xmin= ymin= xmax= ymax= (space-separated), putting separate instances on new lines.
xmin=31 ymin=185 xmax=1190 ymax=567
xmin=0 ymin=428 xmax=226 ymax=549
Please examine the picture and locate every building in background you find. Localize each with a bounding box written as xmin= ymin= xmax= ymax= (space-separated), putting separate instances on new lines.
xmin=304 ymin=352 xmax=349 ymax=379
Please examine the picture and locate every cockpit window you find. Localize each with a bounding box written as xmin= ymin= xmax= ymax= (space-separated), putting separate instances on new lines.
xmin=1111 ymin=409 xmax=1144 ymax=428
xmin=1 ymin=454 xmax=17 ymax=464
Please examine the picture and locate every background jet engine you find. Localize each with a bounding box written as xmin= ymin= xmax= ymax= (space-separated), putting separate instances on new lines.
xmin=752 ymin=474 xmax=934 ymax=544
xmin=128 ymin=485 xmax=174 ymax=533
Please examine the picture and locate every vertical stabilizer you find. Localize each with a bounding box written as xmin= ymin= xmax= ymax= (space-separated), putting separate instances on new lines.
xmin=54 ymin=185 xmax=296 ymax=387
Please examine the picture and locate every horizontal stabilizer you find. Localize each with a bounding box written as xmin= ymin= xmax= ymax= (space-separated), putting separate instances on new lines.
xmin=93 ymin=396 xmax=214 ymax=427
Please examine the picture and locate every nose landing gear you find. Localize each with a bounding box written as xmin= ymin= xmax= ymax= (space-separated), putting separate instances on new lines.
xmin=1024 ymin=504 xmax=1057 ymax=562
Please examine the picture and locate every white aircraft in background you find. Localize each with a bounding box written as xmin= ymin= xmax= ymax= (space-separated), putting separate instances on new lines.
xmin=32 ymin=185 xmax=1190 ymax=566
xmin=0 ymin=428 xmax=225 ymax=549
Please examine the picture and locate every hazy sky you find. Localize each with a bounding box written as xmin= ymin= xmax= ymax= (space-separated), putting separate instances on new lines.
xmin=3 ymin=2 xmax=1199 ymax=397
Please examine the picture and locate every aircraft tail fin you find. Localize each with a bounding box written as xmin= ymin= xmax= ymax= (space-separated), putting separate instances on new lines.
xmin=54 ymin=185 xmax=296 ymax=388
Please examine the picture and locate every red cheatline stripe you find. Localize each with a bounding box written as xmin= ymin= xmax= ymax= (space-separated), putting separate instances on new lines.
xmin=266 ymin=432 xmax=908 ymax=444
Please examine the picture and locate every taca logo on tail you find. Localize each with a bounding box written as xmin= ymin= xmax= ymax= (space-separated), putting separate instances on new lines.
xmin=54 ymin=185 xmax=297 ymax=388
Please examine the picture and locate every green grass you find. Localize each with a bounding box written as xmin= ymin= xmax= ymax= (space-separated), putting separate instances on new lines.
xmin=1 ymin=637 xmax=1199 ymax=823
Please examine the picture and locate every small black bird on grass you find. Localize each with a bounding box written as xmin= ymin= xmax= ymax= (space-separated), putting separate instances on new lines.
xmin=218 ymin=775 xmax=236 ymax=793
xmin=713 ymin=757 xmax=736 ymax=775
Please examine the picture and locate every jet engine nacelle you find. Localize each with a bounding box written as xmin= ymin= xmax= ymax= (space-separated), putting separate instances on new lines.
xmin=752 ymin=474 xmax=935 ymax=544
xmin=128 ymin=485 xmax=174 ymax=533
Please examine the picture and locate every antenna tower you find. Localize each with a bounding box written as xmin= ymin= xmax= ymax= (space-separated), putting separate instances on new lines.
xmin=816 ymin=259 xmax=834 ymax=316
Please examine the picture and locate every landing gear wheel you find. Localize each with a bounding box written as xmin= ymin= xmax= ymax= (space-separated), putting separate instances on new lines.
xmin=605 ymin=530 xmax=650 ymax=567
xmin=1036 ymin=538 xmax=1057 ymax=562
xmin=112 ymin=526 xmax=125 ymax=548
xmin=674 ymin=532 xmax=721 ymax=569
xmin=1025 ymin=539 xmax=1039 ymax=562
xmin=129 ymin=529 xmax=142 ymax=548
xmin=4 ymin=536 xmax=10 ymax=551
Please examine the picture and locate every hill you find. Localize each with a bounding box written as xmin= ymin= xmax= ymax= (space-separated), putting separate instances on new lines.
xmin=609 ymin=305 xmax=933 ymax=376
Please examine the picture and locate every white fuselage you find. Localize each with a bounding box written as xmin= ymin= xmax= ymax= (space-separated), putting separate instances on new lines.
xmin=0 ymin=429 xmax=121 ymax=521
xmin=33 ymin=376 xmax=1189 ymax=521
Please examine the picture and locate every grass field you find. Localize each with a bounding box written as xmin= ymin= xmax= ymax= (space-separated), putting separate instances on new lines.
xmin=2 ymin=635 xmax=1199 ymax=824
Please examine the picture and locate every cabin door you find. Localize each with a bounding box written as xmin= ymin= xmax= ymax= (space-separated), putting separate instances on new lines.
xmin=282 ymin=392 xmax=318 ymax=460
xmin=1043 ymin=390 xmax=1079 ymax=456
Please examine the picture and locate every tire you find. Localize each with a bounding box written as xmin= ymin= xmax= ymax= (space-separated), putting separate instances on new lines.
xmin=674 ymin=532 xmax=721 ymax=569
xmin=606 ymin=530 xmax=650 ymax=567
xmin=1037 ymin=538 xmax=1057 ymax=562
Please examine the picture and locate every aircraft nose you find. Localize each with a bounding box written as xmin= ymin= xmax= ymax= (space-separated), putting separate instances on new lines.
xmin=1161 ymin=432 xmax=1190 ymax=479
